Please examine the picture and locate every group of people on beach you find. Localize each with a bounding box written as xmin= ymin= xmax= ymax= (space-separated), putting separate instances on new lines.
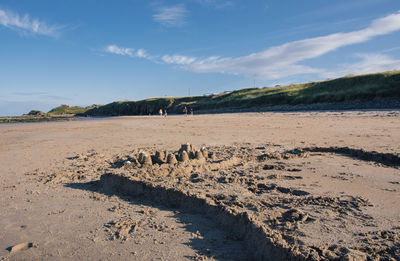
xmin=158 ymin=109 xmax=167 ymax=117
xmin=182 ymin=106 xmax=193 ymax=116
xmin=158 ymin=106 xmax=193 ymax=117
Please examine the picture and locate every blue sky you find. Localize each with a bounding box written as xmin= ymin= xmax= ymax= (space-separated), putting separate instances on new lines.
xmin=0 ymin=0 xmax=399 ymax=116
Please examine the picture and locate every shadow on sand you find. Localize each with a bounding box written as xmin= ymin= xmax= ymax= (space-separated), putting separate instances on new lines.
xmin=65 ymin=179 xmax=249 ymax=261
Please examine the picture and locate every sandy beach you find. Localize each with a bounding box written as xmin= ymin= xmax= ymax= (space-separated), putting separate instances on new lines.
xmin=1 ymin=111 xmax=399 ymax=260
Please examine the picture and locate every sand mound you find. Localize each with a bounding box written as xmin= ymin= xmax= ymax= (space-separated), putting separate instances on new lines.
xmin=31 ymin=143 xmax=400 ymax=260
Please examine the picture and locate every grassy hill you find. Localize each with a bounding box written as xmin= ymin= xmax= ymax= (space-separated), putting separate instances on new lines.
xmin=83 ymin=70 xmax=400 ymax=116
xmin=48 ymin=104 xmax=99 ymax=115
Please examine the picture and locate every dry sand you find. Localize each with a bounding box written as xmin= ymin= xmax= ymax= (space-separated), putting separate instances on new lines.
xmin=0 ymin=111 xmax=399 ymax=260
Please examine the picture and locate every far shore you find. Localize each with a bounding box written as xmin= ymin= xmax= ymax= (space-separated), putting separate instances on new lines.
xmin=0 ymin=115 xmax=114 ymax=124
xmin=2 ymin=99 xmax=400 ymax=124
xmin=0 ymin=115 xmax=77 ymax=124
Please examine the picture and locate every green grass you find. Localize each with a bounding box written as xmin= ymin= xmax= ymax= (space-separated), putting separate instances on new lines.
xmin=47 ymin=104 xmax=100 ymax=115
xmin=83 ymin=70 xmax=400 ymax=116
xmin=48 ymin=105 xmax=88 ymax=115
xmin=27 ymin=110 xmax=46 ymax=116
xmin=0 ymin=106 xmax=92 ymax=123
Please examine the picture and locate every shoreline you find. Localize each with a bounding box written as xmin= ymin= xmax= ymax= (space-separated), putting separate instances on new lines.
xmin=0 ymin=115 xmax=113 ymax=124
xmin=3 ymin=99 xmax=400 ymax=122
xmin=2 ymin=108 xmax=400 ymax=125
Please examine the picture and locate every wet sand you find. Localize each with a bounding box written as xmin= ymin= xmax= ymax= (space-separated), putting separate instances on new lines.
xmin=0 ymin=111 xmax=399 ymax=260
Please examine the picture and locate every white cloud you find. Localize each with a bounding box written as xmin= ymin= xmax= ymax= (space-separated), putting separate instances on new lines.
xmin=105 ymin=45 xmax=134 ymax=56
xmin=181 ymin=11 xmax=400 ymax=79
xmin=104 ymin=44 xmax=196 ymax=64
xmin=104 ymin=45 xmax=152 ymax=59
xmin=162 ymin=54 xmax=196 ymax=65
xmin=153 ymin=5 xmax=189 ymax=27
xmin=135 ymin=48 xmax=148 ymax=58
xmin=103 ymin=12 xmax=400 ymax=80
xmin=323 ymin=53 xmax=400 ymax=79
xmin=0 ymin=8 xmax=61 ymax=36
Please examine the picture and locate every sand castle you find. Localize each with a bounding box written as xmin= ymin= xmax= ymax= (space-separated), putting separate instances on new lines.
xmin=126 ymin=143 xmax=209 ymax=168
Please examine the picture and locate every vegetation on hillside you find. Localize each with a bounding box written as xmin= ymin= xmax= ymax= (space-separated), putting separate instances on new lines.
xmin=27 ymin=110 xmax=46 ymax=116
xmin=48 ymin=104 xmax=98 ymax=115
xmin=83 ymin=70 xmax=400 ymax=116
xmin=0 ymin=105 xmax=96 ymax=124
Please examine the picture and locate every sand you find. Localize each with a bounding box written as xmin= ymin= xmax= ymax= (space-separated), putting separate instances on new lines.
xmin=0 ymin=111 xmax=399 ymax=260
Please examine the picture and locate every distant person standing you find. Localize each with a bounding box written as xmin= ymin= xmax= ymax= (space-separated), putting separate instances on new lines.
xmin=183 ymin=106 xmax=187 ymax=116
xmin=159 ymin=108 xmax=163 ymax=116
xmin=164 ymin=109 xmax=167 ymax=117
xmin=190 ymin=108 xmax=193 ymax=116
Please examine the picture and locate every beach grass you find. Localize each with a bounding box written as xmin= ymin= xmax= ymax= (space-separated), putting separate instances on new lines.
xmin=83 ymin=70 xmax=400 ymax=115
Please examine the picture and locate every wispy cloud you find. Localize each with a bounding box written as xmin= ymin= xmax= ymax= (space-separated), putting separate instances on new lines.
xmin=322 ymin=53 xmax=400 ymax=79
xmin=135 ymin=48 xmax=149 ymax=58
xmin=162 ymin=54 xmax=196 ymax=65
xmin=153 ymin=4 xmax=189 ymax=27
xmin=103 ymin=44 xmax=201 ymax=65
xmin=0 ymin=8 xmax=61 ymax=36
xmin=104 ymin=45 xmax=150 ymax=59
xmin=181 ymin=11 xmax=400 ymax=79
xmin=104 ymin=11 xmax=400 ymax=81
xmin=105 ymin=45 xmax=134 ymax=56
